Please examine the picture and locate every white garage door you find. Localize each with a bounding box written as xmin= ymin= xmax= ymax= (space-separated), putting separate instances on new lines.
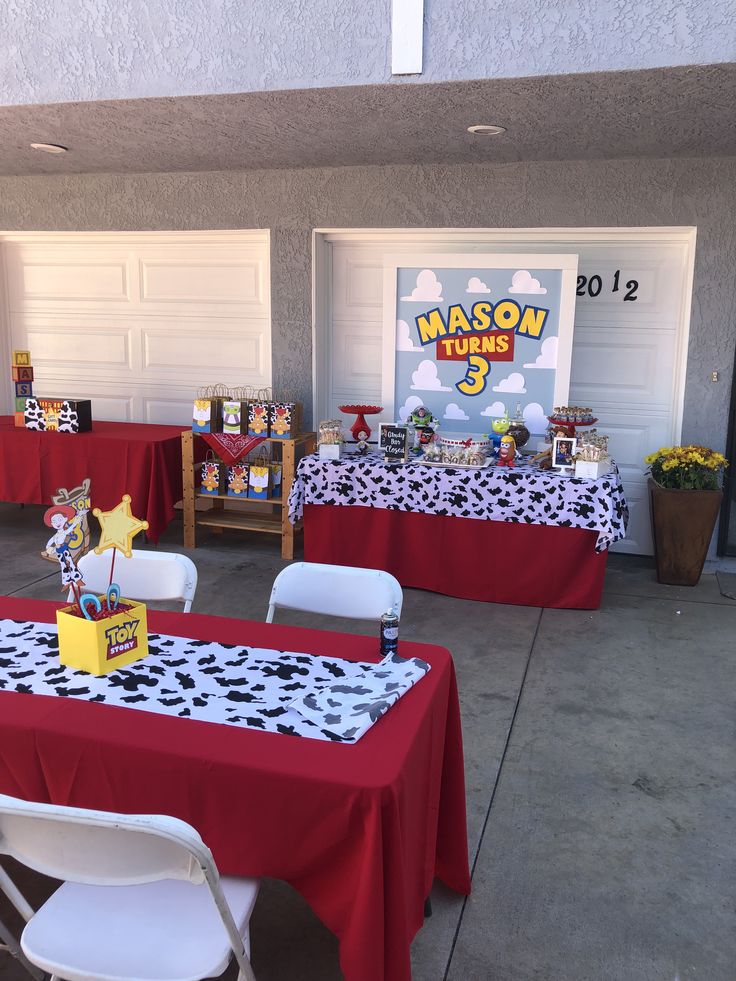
xmin=314 ymin=228 xmax=696 ymax=556
xmin=0 ymin=231 xmax=271 ymax=425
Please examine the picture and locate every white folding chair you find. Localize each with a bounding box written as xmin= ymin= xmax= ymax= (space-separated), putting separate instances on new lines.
xmin=266 ymin=561 xmax=403 ymax=623
xmin=0 ymin=794 xmax=258 ymax=981
xmin=0 ymin=863 xmax=44 ymax=980
xmin=68 ymin=550 xmax=198 ymax=612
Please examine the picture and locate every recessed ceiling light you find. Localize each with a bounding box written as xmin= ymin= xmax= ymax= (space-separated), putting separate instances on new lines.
xmin=30 ymin=142 xmax=68 ymax=154
xmin=467 ymin=124 xmax=506 ymax=137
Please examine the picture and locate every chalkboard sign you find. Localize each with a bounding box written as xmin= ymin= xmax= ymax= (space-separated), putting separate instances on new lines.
xmin=380 ymin=424 xmax=410 ymax=462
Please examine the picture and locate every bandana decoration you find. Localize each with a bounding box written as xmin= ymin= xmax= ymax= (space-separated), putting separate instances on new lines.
xmin=199 ymin=432 xmax=267 ymax=465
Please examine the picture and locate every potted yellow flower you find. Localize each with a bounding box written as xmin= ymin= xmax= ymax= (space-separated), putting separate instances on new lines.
xmin=645 ymin=445 xmax=728 ymax=585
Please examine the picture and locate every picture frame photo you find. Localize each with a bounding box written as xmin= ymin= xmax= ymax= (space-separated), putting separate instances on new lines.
xmin=552 ymin=436 xmax=577 ymax=471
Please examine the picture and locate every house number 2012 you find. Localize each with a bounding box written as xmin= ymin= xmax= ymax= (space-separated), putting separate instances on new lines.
xmin=576 ymin=270 xmax=639 ymax=301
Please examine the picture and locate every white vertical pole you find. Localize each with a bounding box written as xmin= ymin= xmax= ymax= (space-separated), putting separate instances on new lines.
xmin=391 ymin=0 xmax=424 ymax=75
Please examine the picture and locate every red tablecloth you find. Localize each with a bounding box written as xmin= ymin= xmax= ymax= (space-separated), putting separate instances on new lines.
xmin=0 ymin=597 xmax=470 ymax=981
xmin=304 ymin=504 xmax=608 ymax=609
xmin=0 ymin=417 xmax=191 ymax=543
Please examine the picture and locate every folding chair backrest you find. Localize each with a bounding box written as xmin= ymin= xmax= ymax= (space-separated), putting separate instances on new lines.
xmin=266 ymin=562 xmax=403 ymax=623
xmin=72 ymin=550 xmax=198 ymax=612
xmin=0 ymin=795 xmax=209 ymax=887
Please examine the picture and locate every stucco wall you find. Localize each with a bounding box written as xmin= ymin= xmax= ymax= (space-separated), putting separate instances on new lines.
xmin=1 ymin=0 xmax=734 ymax=105
xmin=0 ymin=156 xmax=734 ymax=454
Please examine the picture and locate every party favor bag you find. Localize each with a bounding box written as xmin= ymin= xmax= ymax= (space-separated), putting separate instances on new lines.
xmin=248 ymin=464 xmax=271 ymax=500
xmin=193 ymin=385 xmax=228 ymax=433
xmin=270 ymin=462 xmax=283 ymax=498
xmin=227 ymin=464 xmax=249 ymax=497
xmin=247 ymin=397 xmax=270 ymax=436
xmin=200 ymin=454 xmax=223 ymax=496
xmin=222 ymin=399 xmax=247 ymax=435
xmin=269 ymin=401 xmax=299 ymax=439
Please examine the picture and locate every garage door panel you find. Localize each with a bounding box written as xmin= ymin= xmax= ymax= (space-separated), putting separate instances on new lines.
xmin=142 ymin=326 xmax=265 ymax=378
xmin=26 ymin=325 xmax=132 ymax=370
xmin=595 ymin=417 xmax=668 ymax=477
xmin=572 ymin=245 xmax=688 ymax=327
xmin=144 ymin=397 xmax=196 ymax=426
xmin=139 ymin=258 xmax=265 ymax=307
xmin=331 ymin=325 xmax=382 ymax=394
xmin=40 ymin=388 xmax=135 ymax=423
xmin=332 ymin=251 xmax=384 ymax=322
xmin=4 ymin=247 xmax=132 ymax=309
xmin=612 ymin=481 xmax=650 ymax=555
xmin=570 ymin=326 xmax=676 ymax=409
xmin=20 ymin=262 xmax=130 ymax=304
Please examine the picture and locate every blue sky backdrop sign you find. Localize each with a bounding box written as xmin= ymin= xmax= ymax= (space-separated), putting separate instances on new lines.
xmin=382 ymin=253 xmax=580 ymax=438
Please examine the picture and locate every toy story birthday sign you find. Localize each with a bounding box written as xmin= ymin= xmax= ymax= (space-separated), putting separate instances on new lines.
xmin=382 ymin=254 xmax=578 ymax=437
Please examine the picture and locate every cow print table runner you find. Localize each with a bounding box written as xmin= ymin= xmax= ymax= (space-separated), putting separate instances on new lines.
xmin=0 ymin=620 xmax=430 ymax=744
xmin=288 ymin=452 xmax=628 ymax=552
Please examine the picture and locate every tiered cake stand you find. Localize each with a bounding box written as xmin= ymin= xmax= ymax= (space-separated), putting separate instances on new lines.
xmin=547 ymin=416 xmax=598 ymax=439
xmin=338 ymin=404 xmax=383 ymax=447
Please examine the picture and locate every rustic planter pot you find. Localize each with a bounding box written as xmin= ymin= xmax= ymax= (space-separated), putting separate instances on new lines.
xmin=648 ymin=478 xmax=722 ymax=586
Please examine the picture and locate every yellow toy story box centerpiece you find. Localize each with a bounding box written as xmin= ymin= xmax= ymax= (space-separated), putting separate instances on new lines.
xmin=54 ymin=494 xmax=150 ymax=675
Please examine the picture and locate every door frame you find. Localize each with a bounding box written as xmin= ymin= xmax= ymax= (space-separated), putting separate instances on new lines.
xmin=312 ymin=226 xmax=697 ymax=441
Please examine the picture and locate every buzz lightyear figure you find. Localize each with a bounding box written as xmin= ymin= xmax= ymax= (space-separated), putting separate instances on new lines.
xmin=409 ymin=405 xmax=439 ymax=455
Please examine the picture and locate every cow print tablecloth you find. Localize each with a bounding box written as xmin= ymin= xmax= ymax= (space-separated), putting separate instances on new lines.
xmin=288 ymin=452 xmax=628 ymax=552
xmin=0 ymin=620 xmax=429 ymax=744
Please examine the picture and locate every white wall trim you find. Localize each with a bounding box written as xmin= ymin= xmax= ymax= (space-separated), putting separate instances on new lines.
xmin=311 ymin=230 xmax=332 ymax=430
xmin=0 ymin=248 xmax=12 ymax=413
xmin=391 ymin=0 xmax=424 ymax=75
xmin=0 ymin=230 xmax=270 ymax=244
xmin=672 ymin=229 xmax=697 ymax=443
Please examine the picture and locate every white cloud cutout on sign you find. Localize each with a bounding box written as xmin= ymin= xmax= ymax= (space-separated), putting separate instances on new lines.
xmin=398 ymin=395 xmax=423 ymax=423
xmin=443 ymin=402 xmax=470 ymax=421
xmin=480 ymin=401 xmax=507 ymax=418
xmin=466 ymin=276 xmax=491 ymax=294
xmin=411 ymin=359 xmax=452 ymax=392
xmin=401 ymin=269 xmax=444 ymax=302
xmin=523 ymin=402 xmax=549 ymax=435
xmin=396 ymin=319 xmax=422 ymax=352
xmin=508 ymin=269 xmax=547 ymax=295
xmin=523 ymin=335 xmax=558 ymax=369
xmin=492 ymin=371 xmax=527 ymax=394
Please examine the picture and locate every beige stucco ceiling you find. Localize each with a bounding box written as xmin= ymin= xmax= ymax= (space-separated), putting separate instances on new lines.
xmin=0 ymin=64 xmax=733 ymax=176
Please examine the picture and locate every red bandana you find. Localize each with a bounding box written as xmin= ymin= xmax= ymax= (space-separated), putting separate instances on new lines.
xmin=200 ymin=433 xmax=267 ymax=465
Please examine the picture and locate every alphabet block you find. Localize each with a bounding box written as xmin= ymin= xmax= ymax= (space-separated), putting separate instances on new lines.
xmin=14 ymin=381 xmax=33 ymax=398
xmin=12 ymin=351 xmax=31 ymax=366
xmin=12 ymin=365 xmax=33 ymax=382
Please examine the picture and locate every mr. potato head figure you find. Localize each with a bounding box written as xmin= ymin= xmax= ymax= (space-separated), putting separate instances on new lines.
xmin=497 ymin=433 xmax=517 ymax=468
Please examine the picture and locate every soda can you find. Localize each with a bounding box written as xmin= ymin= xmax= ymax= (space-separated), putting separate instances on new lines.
xmin=380 ymin=608 xmax=400 ymax=660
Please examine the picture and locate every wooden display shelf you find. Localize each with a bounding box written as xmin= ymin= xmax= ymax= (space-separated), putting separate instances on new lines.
xmin=196 ymin=510 xmax=283 ymax=534
xmin=195 ymin=492 xmax=280 ymax=505
xmin=181 ymin=430 xmax=316 ymax=559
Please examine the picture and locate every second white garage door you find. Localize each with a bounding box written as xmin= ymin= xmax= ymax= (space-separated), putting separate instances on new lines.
xmin=313 ymin=227 xmax=696 ymax=556
xmin=0 ymin=230 xmax=271 ymax=425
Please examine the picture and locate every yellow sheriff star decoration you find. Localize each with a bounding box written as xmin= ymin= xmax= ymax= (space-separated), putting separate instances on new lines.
xmin=93 ymin=495 xmax=149 ymax=558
